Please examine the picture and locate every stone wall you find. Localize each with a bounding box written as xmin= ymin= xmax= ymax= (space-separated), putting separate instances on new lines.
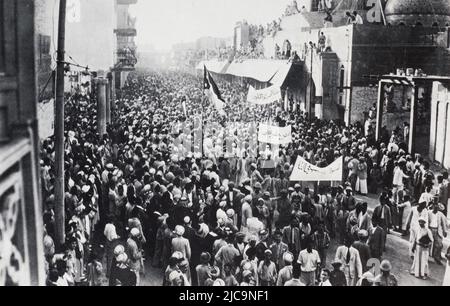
xmin=430 ymin=82 xmax=450 ymax=169
xmin=351 ymin=25 xmax=450 ymax=84
xmin=350 ymin=86 xmax=377 ymax=123
xmin=34 ymin=0 xmax=56 ymax=102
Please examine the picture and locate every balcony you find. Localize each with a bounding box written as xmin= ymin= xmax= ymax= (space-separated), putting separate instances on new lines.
xmin=114 ymin=48 xmax=137 ymax=71
xmin=117 ymin=0 xmax=138 ymax=5
xmin=114 ymin=28 xmax=137 ymax=37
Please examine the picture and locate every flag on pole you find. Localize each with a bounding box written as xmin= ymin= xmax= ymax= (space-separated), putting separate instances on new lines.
xmin=204 ymin=66 xmax=226 ymax=116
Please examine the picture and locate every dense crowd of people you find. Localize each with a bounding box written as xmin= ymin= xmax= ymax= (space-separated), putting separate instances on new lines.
xmin=40 ymin=69 xmax=450 ymax=287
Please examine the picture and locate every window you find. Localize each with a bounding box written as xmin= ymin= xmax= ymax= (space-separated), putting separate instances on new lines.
xmin=432 ymin=22 xmax=439 ymax=27
xmin=415 ymin=22 xmax=423 ymax=27
xmin=339 ymin=65 xmax=345 ymax=105
xmin=339 ymin=65 xmax=345 ymax=92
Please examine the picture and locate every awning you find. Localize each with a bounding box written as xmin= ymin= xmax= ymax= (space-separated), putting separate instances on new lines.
xmin=196 ymin=60 xmax=229 ymax=74
xmin=225 ymin=59 xmax=289 ymax=83
xmin=269 ymin=62 xmax=293 ymax=87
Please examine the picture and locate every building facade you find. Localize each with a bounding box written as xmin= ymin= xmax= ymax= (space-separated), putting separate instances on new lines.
xmin=114 ymin=0 xmax=138 ymax=89
xmin=0 ymin=0 xmax=46 ymax=286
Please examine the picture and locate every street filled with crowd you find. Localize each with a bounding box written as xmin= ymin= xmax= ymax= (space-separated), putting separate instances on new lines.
xmin=40 ymin=69 xmax=450 ymax=286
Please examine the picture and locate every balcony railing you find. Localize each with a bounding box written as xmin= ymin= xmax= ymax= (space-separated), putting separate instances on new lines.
xmin=115 ymin=48 xmax=137 ymax=71
xmin=114 ymin=28 xmax=137 ymax=37
xmin=117 ymin=0 xmax=138 ymax=5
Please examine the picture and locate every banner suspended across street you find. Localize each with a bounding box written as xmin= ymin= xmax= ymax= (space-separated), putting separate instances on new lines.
xmin=258 ymin=124 xmax=292 ymax=145
xmin=290 ymin=156 xmax=343 ymax=182
xmin=247 ymin=85 xmax=282 ymax=105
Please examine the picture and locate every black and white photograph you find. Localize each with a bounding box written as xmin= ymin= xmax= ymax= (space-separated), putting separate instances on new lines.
xmin=0 ymin=0 xmax=450 ymax=290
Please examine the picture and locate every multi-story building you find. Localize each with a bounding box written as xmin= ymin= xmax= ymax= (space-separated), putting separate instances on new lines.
xmin=198 ymin=0 xmax=450 ymax=169
xmin=0 ymin=0 xmax=46 ymax=286
xmin=114 ymin=0 xmax=138 ymax=89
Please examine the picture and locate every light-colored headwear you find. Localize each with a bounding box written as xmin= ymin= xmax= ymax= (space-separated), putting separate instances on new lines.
xmin=213 ymin=279 xmax=225 ymax=286
xmin=116 ymin=252 xmax=128 ymax=263
xmin=169 ymin=271 xmax=182 ymax=283
xmin=175 ymin=225 xmax=185 ymax=236
xmin=197 ymin=223 xmax=210 ymax=238
xmin=283 ymin=252 xmax=294 ymax=264
xmin=226 ymin=209 xmax=235 ymax=218
xmin=130 ymin=228 xmax=140 ymax=237
xmin=358 ymin=230 xmax=369 ymax=238
xmin=216 ymin=209 xmax=228 ymax=222
xmin=114 ymin=245 xmax=125 ymax=256
xmin=183 ymin=216 xmax=191 ymax=224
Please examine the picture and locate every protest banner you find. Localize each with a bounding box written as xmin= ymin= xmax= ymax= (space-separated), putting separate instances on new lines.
xmin=258 ymin=124 xmax=292 ymax=145
xmin=290 ymin=156 xmax=343 ymax=182
xmin=247 ymin=85 xmax=282 ymax=105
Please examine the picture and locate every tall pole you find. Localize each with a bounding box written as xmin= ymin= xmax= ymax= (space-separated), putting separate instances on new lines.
xmin=309 ymin=45 xmax=314 ymax=121
xmin=54 ymin=0 xmax=67 ymax=249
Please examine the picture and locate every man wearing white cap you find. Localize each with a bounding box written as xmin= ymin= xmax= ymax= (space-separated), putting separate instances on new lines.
xmin=109 ymin=252 xmax=137 ymax=286
xmin=172 ymin=225 xmax=191 ymax=261
xmin=215 ymin=235 xmax=239 ymax=277
xmin=428 ymin=202 xmax=448 ymax=265
xmin=411 ymin=217 xmax=433 ymax=280
xmin=258 ymin=249 xmax=278 ymax=286
xmin=276 ymin=252 xmax=294 ymax=286
xmin=374 ymin=260 xmax=397 ymax=286
xmin=126 ymin=228 xmax=143 ymax=285
xmin=241 ymin=196 xmax=253 ymax=235
xmin=298 ymin=238 xmax=321 ymax=286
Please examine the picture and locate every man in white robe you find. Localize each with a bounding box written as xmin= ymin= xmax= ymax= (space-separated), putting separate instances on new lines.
xmin=411 ymin=218 xmax=434 ymax=280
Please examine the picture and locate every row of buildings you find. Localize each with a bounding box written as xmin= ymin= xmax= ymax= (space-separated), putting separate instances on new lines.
xmin=35 ymin=0 xmax=139 ymax=139
xmin=198 ymin=0 xmax=450 ymax=170
xmin=0 ymin=0 xmax=139 ymax=285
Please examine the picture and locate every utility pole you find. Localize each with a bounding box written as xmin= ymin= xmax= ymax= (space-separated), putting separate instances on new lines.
xmin=54 ymin=0 xmax=67 ymax=249
xmin=309 ymin=42 xmax=314 ymax=121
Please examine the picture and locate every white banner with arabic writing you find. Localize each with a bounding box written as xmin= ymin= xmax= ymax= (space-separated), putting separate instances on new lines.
xmin=258 ymin=124 xmax=292 ymax=145
xmin=290 ymin=156 xmax=343 ymax=182
xmin=247 ymin=85 xmax=282 ymax=105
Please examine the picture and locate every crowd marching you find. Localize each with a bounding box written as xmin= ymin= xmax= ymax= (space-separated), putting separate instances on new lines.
xmin=40 ymin=69 xmax=450 ymax=287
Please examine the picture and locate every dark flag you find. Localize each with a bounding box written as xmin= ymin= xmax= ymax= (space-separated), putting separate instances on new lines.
xmin=203 ymin=66 xmax=226 ymax=115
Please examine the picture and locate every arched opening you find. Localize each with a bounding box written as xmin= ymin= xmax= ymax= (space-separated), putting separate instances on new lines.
xmin=282 ymin=40 xmax=292 ymax=59
xmin=432 ymin=22 xmax=439 ymax=27
xmin=415 ymin=22 xmax=423 ymax=27
xmin=399 ymin=22 xmax=406 ymax=26
xmin=339 ymin=65 xmax=345 ymax=105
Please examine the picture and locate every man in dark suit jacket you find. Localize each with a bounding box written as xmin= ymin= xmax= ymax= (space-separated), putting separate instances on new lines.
xmin=372 ymin=199 xmax=392 ymax=249
xmin=226 ymin=182 xmax=243 ymax=229
xmin=218 ymin=157 xmax=231 ymax=181
xmin=255 ymin=230 xmax=270 ymax=262
xmin=352 ymin=230 xmax=371 ymax=272
xmin=282 ymin=220 xmax=301 ymax=259
xmin=368 ymin=219 xmax=385 ymax=259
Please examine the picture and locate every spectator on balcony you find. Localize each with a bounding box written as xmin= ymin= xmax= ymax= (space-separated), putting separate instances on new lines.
xmin=324 ymin=11 xmax=333 ymax=28
xmin=318 ymin=0 xmax=325 ymax=11
xmin=346 ymin=12 xmax=356 ymax=25
xmin=318 ymin=32 xmax=326 ymax=53
xmin=285 ymin=1 xmax=300 ymax=16
xmin=354 ymin=11 xmax=364 ymax=25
